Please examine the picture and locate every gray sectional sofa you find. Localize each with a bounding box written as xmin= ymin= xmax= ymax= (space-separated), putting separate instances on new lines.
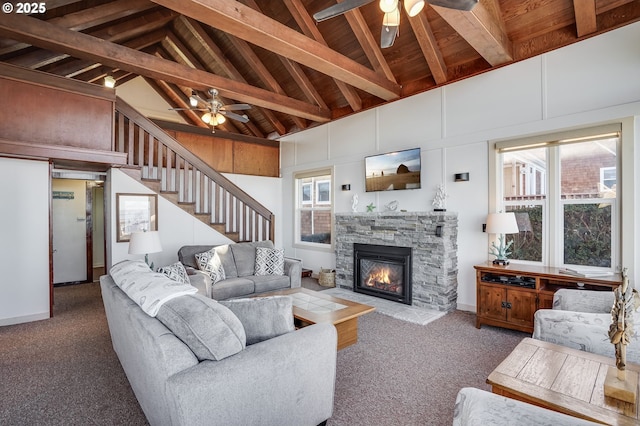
xmin=100 ymin=262 xmax=337 ymax=426
xmin=178 ymin=240 xmax=302 ymax=300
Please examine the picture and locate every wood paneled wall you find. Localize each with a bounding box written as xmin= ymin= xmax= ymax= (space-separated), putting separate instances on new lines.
xmin=161 ymin=125 xmax=280 ymax=178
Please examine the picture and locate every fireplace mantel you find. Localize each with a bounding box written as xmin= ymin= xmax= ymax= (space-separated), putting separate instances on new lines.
xmin=334 ymin=211 xmax=458 ymax=312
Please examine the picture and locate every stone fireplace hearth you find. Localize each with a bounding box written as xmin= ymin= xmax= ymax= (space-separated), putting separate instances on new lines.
xmin=334 ymin=211 xmax=458 ymax=312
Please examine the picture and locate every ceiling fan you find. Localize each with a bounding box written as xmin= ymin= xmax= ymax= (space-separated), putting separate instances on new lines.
xmin=170 ymin=88 xmax=251 ymax=132
xmin=313 ymin=0 xmax=478 ymax=48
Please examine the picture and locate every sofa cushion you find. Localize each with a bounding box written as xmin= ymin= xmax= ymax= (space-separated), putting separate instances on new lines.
xmin=195 ymin=249 xmax=226 ymax=284
xmin=248 ymin=275 xmax=292 ymax=294
xmin=255 ymin=247 xmax=285 ymax=276
xmin=230 ymin=240 xmax=274 ymax=277
xmin=220 ymin=296 xmax=294 ymax=345
xmin=109 ymin=260 xmax=198 ymax=317
xmin=156 ymin=294 xmax=246 ymax=361
xmin=157 ymin=261 xmax=191 ymax=285
xmin=210 ymin=277 xmax=255 ymax=300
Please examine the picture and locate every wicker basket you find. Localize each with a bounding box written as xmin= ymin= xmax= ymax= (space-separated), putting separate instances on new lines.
xmin=318 ymin=268 xmax=336 ymax=287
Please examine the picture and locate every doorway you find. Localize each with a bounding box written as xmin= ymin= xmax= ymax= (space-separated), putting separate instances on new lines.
xmin=52 ymin=174 xmax=106 ymax=287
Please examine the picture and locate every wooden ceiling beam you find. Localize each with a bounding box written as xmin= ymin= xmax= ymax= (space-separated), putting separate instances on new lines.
xmin=224 ymin=32 xmax=308 ymax=130
xmin=149 ymin=0 xmax=400 ymax=101
xmin=176 ymin=16 xmax=287 ymax=135
xmin=0 ymin=13 xmax=332 ymax=123
xmin=6 ymin=9 xmax=176 ymax=69
xmin=340 ymin=3 xmax=396 ymax=83
xmin=431 ymin=1 xmax=513 ymax=66
xmin=283 ymin=0 xmax=362 ymax=112
xmin=242 ymin=0 xmax=327 ymax=110
xmin=573 ymin=0 xmax=597 ymax=37
xmin=408 ymin=11 xmax=448 ymax=85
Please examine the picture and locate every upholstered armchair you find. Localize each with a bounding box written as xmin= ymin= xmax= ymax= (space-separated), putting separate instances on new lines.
xmin=532 ymin=288 xmax=640 ymax=364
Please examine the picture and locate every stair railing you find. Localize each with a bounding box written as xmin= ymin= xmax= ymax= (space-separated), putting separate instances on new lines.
xmin=114 ymin=97 xmax=274 ymax=243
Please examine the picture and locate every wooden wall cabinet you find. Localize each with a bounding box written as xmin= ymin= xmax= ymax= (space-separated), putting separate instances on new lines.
xmin=475 ymin=262 xmax=621 ymax=334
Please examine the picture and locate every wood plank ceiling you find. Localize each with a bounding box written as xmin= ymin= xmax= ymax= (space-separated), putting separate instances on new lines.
xmin=0 ymin=0 xmax=638 ymax=140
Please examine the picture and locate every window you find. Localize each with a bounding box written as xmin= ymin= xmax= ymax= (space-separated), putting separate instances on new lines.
xmin=295 ymin=169 xmax=333 ymax=247
xmin=493 ymin=124 xmax=620 ymax=270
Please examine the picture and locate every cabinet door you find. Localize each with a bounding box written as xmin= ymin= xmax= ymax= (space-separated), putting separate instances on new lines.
xmin=506 ymin=290 xmax=537 ymax=327
xmin=478 ymin=285 xmax=506 ymax=321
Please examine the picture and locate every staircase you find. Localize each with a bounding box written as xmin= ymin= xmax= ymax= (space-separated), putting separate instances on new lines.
xmin=114 ymin=97 xmax=274 ymax=243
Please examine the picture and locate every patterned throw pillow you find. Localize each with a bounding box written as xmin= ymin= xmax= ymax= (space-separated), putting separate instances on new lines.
xmin=254 ymin=247 xmax=285 ymax=276
xmin=157 ymin=262 xmax=191 ymax=285
xmin=195 ymin=249 xmax=226 ymax=284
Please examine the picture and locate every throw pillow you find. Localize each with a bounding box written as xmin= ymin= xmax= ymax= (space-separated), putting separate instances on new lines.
xmin=220 ymin=296 xmax=294 ymax=345
xmin=157 ymin=294 xmax=246 ymax=361
xmin=195 ymin=249 xmax=226 ymax=284
xmin=254 ymin=247 xmax=285 ymax=276
xmin=157 ymin=262 xmax=191 ymax=285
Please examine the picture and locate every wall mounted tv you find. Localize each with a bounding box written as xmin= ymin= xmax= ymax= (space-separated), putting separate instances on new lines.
xmin=365 ymin=148 xmax=421 ymax=192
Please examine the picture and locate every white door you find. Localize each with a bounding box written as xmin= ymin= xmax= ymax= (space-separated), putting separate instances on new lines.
xmin=52 ymin=179 xmax=87 ymax=284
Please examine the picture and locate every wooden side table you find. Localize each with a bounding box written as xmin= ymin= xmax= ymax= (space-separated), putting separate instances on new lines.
xmin=488 ymin=337 xmax=639 ymax=425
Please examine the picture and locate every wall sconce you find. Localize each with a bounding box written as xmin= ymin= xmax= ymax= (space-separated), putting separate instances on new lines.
xmin=341 ymin=184 xmax=351 ymax=191
xmin=104 ymin=75 xmax=116 ymax=88
xmin=454 ymin=172 xmax=469 ymax=182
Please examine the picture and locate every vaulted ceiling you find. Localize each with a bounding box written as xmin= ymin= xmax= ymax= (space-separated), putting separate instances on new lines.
xmin=0 ymin=0 xmax=638 ymax=140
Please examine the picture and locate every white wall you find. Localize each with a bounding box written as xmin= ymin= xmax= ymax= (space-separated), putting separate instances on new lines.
xmin=281 ymin=22 xmax=640 ymax=311
xmin=0 ymin=158 xmax=50 ymax=325
xmin=107 ymin=169 xmax=283 ymax=269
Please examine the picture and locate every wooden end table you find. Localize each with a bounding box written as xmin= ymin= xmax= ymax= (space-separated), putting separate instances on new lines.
xmin=488 ymin=337 xmax=639 ymax=425
xmin=257 ymin=287 xmax=375 ymax=350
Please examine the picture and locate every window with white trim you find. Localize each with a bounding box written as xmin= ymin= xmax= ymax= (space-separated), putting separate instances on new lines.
xmin=493 ymin=124 xmax=620 ymax=270
xmin=295 ymin=169 xmax=332 ymax=247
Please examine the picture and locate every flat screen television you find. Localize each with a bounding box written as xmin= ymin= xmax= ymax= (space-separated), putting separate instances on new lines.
xmin=365 ymin=148 xmax=421 ymax=192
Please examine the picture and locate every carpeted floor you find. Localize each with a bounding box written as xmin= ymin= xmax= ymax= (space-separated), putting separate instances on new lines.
xmin=0 ymin=281 xmax=528 ymax=425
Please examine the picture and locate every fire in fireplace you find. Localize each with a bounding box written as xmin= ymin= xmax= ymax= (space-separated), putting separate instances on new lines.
xmin=354 ymin=243 xmax=412 ymax=305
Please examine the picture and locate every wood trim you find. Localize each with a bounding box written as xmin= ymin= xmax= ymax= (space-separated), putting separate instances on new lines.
xmin=48 ymin=161 xmax=54 ymax=318
xmin=0 ymin=62 xmax=116 ymax=102
xmin=0 ymin=138 xmax=128 ymax=166
xmin=151 ymin=119 xmax=280 ymax=147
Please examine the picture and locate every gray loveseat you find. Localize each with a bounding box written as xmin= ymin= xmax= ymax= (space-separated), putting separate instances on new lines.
xmin=100 ymin=265 xmax=336 ymax=426
xmin=178 ymin=240 xmax=302 ymax=300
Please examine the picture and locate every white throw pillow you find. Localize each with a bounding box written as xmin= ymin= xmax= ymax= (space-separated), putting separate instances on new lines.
xmin=195 ymin=249 xmax=226 ymax=284
xmin=254 ymin=247 xmax=285 ymax=276
xmin=157 ymin=262 xmax=191 ymax=285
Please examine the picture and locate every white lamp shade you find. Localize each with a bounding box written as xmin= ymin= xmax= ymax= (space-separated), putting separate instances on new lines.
xmin=382 ymin=8 xmax=400 ymax=26
xmin=404 ymin=0 xmax=425 ymax=16
xmin=104 ymin=75 xmax=116 ymax=88
xmin=201 ymin=112 xmax=212 ymax=124
xmin=128 ymin=231 xmax=162 ymax=255
xmin=379 ymin=0 xmax=398 ymax=13
xmin=189 ymin=93 xmax=198 ymax=107
xmin=486 ymin=212 xmax=519 ymax=234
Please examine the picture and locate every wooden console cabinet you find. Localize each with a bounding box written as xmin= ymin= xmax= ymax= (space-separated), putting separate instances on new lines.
xmin=474 ymin=262 xmax=622 ymax=333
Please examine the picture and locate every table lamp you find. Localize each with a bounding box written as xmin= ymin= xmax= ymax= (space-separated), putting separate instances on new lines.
xmin=486 ymin=212 xmax=519 ymax=265
xmin=128 ymin=230 xmax=162 ymax=270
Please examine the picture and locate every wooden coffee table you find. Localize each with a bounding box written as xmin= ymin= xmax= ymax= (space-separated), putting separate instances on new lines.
xmin=488 ymin=337 xmax=639 ymax=425
xmin=258 ymin=287 xmax=375 ymax=350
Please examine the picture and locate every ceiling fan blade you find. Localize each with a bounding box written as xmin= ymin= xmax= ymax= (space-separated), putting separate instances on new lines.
xmin=380 ymin=25 xmax=398 ymax=49
xmin=313 ymin=0 xmax=375 ymax=22
xmin=428 ymin=0 xmax=478 ymax=11
xmin=222 ymin=104 xmax=251 ymax=111
xmin=168 ymin=107 xmax=207 ymax=111
xmin=221 ymin=111 xmax=250 ymax=123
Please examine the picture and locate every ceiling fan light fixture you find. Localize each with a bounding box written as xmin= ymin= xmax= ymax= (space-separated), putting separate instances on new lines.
xmin=201 ymin=112 xmax=212 ymax=124
xmin=404 ymin=0 xmax=425 ymax=17
xmin=104 ymin=75 xmax=116 ymax=88
xmin=382 ymin=7 xmax=400 ymax=26
xmin=189 ymin=91 xmax=198 ymax=107
xmin=213 ymin=113 xmax=226 ymax=125
xmin=379 ymin=0 xmax=398 ymax=13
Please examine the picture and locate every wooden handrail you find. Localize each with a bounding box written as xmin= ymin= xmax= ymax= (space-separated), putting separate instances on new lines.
xmin=114 ymin=96 xmax=274 ymax=242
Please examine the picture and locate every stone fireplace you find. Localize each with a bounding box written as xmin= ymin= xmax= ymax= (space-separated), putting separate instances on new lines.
xmin=335 ymin=211 xmax=458 ymax=312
